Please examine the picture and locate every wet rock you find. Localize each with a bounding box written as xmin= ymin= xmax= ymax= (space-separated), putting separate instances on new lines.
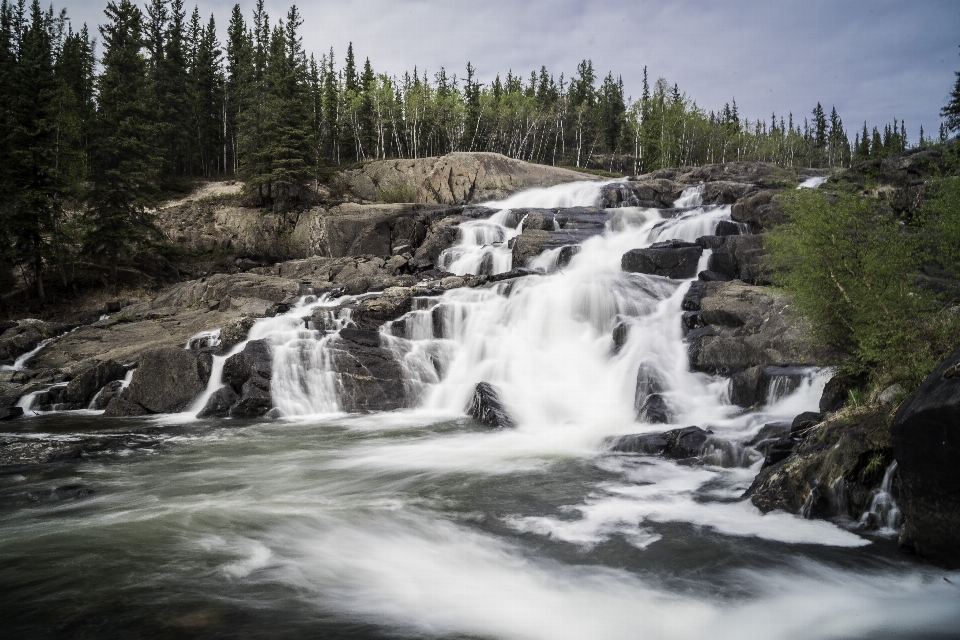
xmin=1 ymin=406 xmax=24 ymax=420
xmin=230 ymin=381 xmax=272 ymax=418
xmin=705 ymin=235 xmax=770 ymax=284
xmin=681 ymin=281 xmax=706 ymax=311
xmin=621 ymin=241 xmax=703 ymax=279
xmin=0 ymin=438 xmax=83 ymax=465
xmin=118 ymin=347 xmax=212 ymax=414
xmin=223 ymin=338 xmax=273 ymax=417
xmin=53 ymin=485 xmax=97 ymax=500
xmin=328 ymin=330 xmax=407 ymax=412
xmin=745 ymin=405 xmax=893 ymax=520
xmin=891 ymin=345 xmax=960 ymax=568
xmin=197 ymin=386 xmax=240 ymax=418
xmin=637 ymin=393 xmax=671 ymax=424
xmin=745 ymin=421 xmax=791 ymax=453
xmin=700 ymin=181 xmax=756 ymax=205
xmin=714 ymin=220 xmax=745 ymax=236
xmin=466 ymin=382 xmax=516 ymax=429
xmin=819 ymin=372 xmax=867 ymax=414
xmin=611 ymin=322 xmax=630 ymax=354
xmin=610 ymin=426 xmax=712 ymax=460
xmin=729 ymin=365 xmax=813 ymax=408
xmin=349 ymin=289 xmax=414 ymax=331
xmin=103 ymin=398 xmax=150 ymax=417
xmin=92 ymin=380 xmax=125 ymax=410
xmin=511 ymin=228 xmax=552 ymax=268
xmin=61 ymin=360 xmax=126 ymax=407
xmin=0 ymin=319 xmax=65 ymax=364
xmin=556 ymin=245 xmax=581 ymax=268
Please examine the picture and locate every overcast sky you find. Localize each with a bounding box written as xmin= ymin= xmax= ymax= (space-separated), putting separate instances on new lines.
xmin=64 ymin=0 xmax=959 ymax=142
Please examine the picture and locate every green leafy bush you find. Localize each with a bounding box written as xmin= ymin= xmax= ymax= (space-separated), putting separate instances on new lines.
xmin=766 ymin=189 xmax=960 ymax=389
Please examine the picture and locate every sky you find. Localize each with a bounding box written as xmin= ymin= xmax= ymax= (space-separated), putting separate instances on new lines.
xmin=63 ymin=0 xmax=960 ymax=142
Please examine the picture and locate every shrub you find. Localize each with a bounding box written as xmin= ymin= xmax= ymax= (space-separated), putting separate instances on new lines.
xmin=375 ymin=181 xmax=418 ymax=203
xmin=766 ymin=189 xmax=960 ymax=389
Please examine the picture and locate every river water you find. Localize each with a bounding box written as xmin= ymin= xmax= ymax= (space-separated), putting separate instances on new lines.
xmin=2 ymin=181 xmax=959 ymax=639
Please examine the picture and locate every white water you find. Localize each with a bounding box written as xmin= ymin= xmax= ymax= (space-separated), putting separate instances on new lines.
xmin=859 ymin=461 xmax=902 ymax=535
xmin=798 ymin=176 xmax=828 ymax=189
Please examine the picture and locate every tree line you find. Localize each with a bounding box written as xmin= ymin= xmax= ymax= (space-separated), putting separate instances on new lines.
xmin=0 ymin=0 xmax=952 ymax=306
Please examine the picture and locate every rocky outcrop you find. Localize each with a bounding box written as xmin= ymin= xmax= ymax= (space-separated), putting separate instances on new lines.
xmin=683 ymin=281 xmax=825 ymax=374
xmin=60 ymin=360 xmax=127 ymax=409
xmin=0 ymin=319 xmax=67 ymax=365
xmin=729 ymin=365 xmax=815 ymax=408
xmin=745 ymin=406 xmax=893 ymax=523
xmin=511 ymin=228 xmax=552 ymax=268
xmin=466 ymin=382 xmax=516 ymax=428
xmin=891 ymin=345 xmax=960 ymax=568
xmin=340 ymin=152 xmax=596 ymax=205
xmin=105 ymin=347 xmax=211 ymax=415
xmin=621 ymin=241 xmax=703 ymax=279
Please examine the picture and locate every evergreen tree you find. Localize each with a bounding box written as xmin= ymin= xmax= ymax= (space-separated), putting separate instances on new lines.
xmin=225 ymin=3 xmax=252 ymax=175
xmin=941 ymin=44 xmax=960 ymax=135
xmin=84 ymin=0 xmax=159 ymax=285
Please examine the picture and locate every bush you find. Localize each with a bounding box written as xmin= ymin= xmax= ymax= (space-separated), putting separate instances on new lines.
xmin=766 ymin=189 xmax=960 ymax=389
xmin=375 ymin=181 xmax=418 ymax=203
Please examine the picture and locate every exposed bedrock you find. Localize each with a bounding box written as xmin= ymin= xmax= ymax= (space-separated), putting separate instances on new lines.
xmin=682 ymin=281 xmax=827 ymax=374
xmin=340 ymin=152 xmax=597 ymax=205
xmin=329 ymin=329 xmax=407 ymax=413
xmin=891 ymin=345 xmax=960 ymax=568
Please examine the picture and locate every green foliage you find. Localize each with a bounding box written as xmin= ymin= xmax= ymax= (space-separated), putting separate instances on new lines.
xmin=767 ymin=190 xmax=960 ymax=389
xmin=923 ymin=176 xmax=960 ymax=271
xmin=375 ymin=182 xmax=418 ymax=203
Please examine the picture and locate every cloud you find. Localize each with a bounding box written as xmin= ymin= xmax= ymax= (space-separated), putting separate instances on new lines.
xmin=61 ymin=0 xmax=960 ymax=140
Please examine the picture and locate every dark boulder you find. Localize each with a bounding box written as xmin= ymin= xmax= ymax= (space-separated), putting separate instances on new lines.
xmin=611 ymin=322 xmax=630 ymax=354
xmin=610 ymin=426 xmax=712 ymax=460
xmin=92 ymin=380 xmax=126 ymax=410
xmin=714 ymin=220 xmax=745 ymax=236
xmin=556 ymin=245 xmax=581 ymax=268
xmin=511 ymin=228 xmax=552 ymax=268
xmin=745 ymin=421 xmax=792 ymax=452
xmin=223 ymin=339 xmax=274 ymax=418
xmin=745 ymin=406 xmax=892 ymax=519
xmin=466 ymin=382 xmax=516 ymax=429
xmin=103 ymin=398 xmax=150 ymax=417
xmin=891 ymin=345 xmax=960 ymax=568
xmin=62 ymin=360 xmax=126 ymax=407
xmin=729 ymin=365 xmax=813 ymax=408
xmin=1 ymin=406 xmax=24 ymax=420
xmin=681 ymin=281 xmax=706 ymax=311
xmin=621 ymin=241 xmax=703 ymax=279
xmin=113 ymin=347 xmax=211 ymax=414
xmin=637 ymin=393 xmax=671 ymax=424
xmin=819 ymin=372 xmax=868 ymax=414
xmin=705 ymin=235 xmax=769 ymax=284
xmin=198 ymin=385 xmax=240 ymax=418
xmin=327 ymin=329 xmax=407 ymax=413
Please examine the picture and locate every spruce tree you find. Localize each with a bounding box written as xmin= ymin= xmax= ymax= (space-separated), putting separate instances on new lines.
xmin=941 ymin=45 xmax=960 ymax=135
xmin=225 ymin=3 xmax=252 ymax=175
xmin=84 ymin=0 xmax=160 ymax=286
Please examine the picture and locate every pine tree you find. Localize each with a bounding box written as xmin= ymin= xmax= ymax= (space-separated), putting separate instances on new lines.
xmin=8 ymin=0 xmax=66 ymax=300
xmin=189 ymin=14 xmax=223 ymax=177
xmin=941 ymin=45 xmax=960 ymax=135
xmin=225 ymin=3 xmax=252 ymax=175
xmin=84 ymin=0 xmax=160 ymax=286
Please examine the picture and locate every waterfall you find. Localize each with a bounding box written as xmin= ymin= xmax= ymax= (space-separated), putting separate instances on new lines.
xmin=859 ymin=461 xmax=902 ymax=534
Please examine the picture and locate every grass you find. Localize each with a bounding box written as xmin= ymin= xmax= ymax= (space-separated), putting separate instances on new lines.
xmin=375 ymin=182 xmax=419 ymax=203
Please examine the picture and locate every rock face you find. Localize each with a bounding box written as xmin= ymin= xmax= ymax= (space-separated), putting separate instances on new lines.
xmin=729 ymin=365 xmax=814 ymax=408
xmin=744 ymin=406 xmax=893 ymax=521
xmin=730 ymin=190 xmax=788 ymax=232
xmin=220 ymin=339 xmax=274 ymax=418
xmin=327 ymin=329 xmax=407 ymax=413
xmin=106 ymin=347 xmax=211 ymax=415
xmin=60 ymin=360 xmax=127 ymax=409
xmin=610 ymin=426 xmax=713 ymax=460
xmin=0 ymin=319 xmax=66 ymax=365
xmin=684 ymin=281 xmax=824 ymax=374
xmin=466 ymin=382 xmax=516 ymax=428
xmin=698 ymin=234 xmax=771 ymax=285
xmin=621 ymin=241 xmax=703 ymax=279
xmin=891 ymin=345 xmax=960 ymax=568
xmin=340 ymin=152 xmax=596 ymax=205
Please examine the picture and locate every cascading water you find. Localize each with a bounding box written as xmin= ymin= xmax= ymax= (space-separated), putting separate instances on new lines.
xmin=3 ymin=179 xmax=959 ymax=640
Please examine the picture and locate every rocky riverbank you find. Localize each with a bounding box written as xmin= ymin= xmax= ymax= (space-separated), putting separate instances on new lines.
xmin=2 ymin=150 xmax=958 ymax=569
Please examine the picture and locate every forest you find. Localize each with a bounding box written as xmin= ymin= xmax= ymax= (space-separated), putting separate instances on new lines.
xmin=0 ymin=0 xmax=945 ymax=305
